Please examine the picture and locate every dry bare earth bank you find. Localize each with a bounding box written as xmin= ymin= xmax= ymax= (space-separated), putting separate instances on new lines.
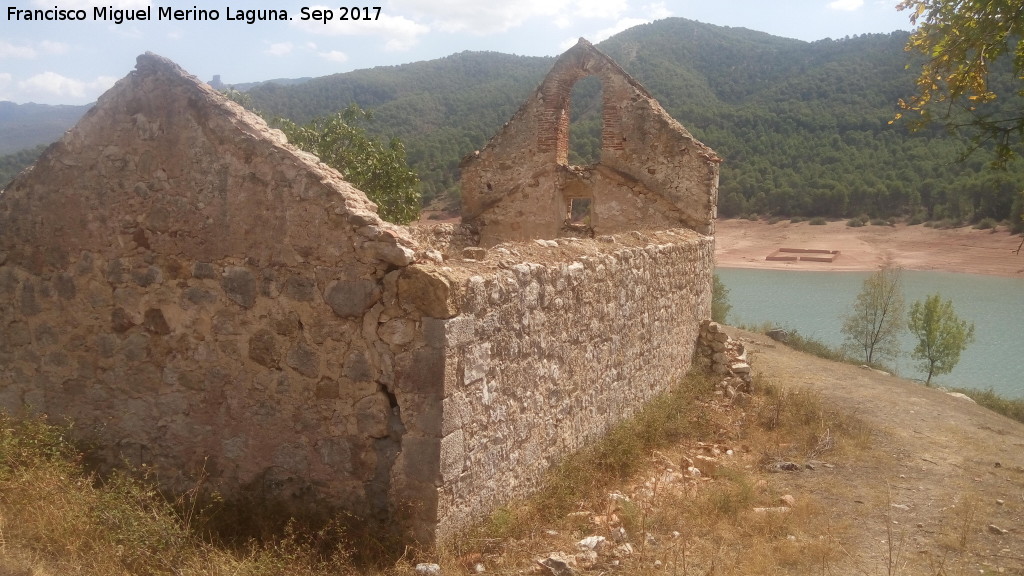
xmin=730 ymin=327 xmax=1024 ymax=575
xmin=714 ymin=219 xmax=1024 ymax=277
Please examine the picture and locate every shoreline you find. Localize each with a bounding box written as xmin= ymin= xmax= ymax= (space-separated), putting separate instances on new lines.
xmin=714 ymin=219 xmax=1024 ymax=278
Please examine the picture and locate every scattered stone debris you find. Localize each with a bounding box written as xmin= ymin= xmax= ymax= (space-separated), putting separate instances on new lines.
xmin=462 ymin=246 xmax=487 ymax=260
xmin=415 ymin=563 xmax=443 ymax=576
xmin=988 ymin=524 xmax=1009 ymax=536
xmin=859 ymin=365 xmax=892 ymax=376
xmin=945 ymin=392 xmax=976 ymax=403
xmin=766 ymin=461 xmax=802 ymax=473
xmin=752 ymin=506 xmax=791 ymax=514
xmin=538 ymin=554 xmax=576 ymax=576
xmin=577 ymin=536 xmax=606 ymax=551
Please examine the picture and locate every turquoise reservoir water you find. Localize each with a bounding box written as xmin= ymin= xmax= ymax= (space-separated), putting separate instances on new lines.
xmin=716 ymin=268 xmax=1024 ymax=398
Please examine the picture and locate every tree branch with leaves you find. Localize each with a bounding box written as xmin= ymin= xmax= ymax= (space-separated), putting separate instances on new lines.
xmin=895 ymin=0 xmax=1024 ymax=166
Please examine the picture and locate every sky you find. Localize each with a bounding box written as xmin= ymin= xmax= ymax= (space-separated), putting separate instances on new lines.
xmin=0 ymin=0 xmax=914 ymax=105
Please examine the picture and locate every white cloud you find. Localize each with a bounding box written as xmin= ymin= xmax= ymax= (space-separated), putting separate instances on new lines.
xmin=561 ymin=2 xmax=673 ymax=50
xmin=0 ymin=40 xmax=72 ymax=59
xmin=38 ymin=41 xmax=70 ymax=55
xmin=319 ymin=50 xmax=349 ymax=63
xmin=642 ymin=2 xmax=671 ymax=19
xmin=266 ymin=42 xmax=294 ymax=56
xmin=293 ymin=7 xmax=429 ymax=51
xmin=0 ymin=41 xmax=38 ymax=59
xmin=828 ymin=0 xmax=864 ymax=11
xmin=571 ymin=0 xmax=628 ymax=20
xmin=0 ymin=72 xmax=12 ymax=95
xmin=590 ymin=17 xmax=654 ymax=42
xmin=395 ymin=0 xmax=567 ymax=34
xmin=15 ymin=72 xmax=117 ymax=102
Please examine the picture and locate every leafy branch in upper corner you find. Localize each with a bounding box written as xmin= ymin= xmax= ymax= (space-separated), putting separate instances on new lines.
xmin=895 ymin=0 xmax=1024 ymax=167
xmin=271 ymin=105 xmax=421 ymax=225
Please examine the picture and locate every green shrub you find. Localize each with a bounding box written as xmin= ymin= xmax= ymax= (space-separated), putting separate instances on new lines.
xmin=790 ymin=216 xmax=806 ymax=224
xmin=847 ymin=218 xmax=865 ymax=227
xmin=973 ymin=217 xmax=998 ymax=230
xmin=809 ymin=217 xmax=827 ymax=225
xmin=950 ymin=388 xmax=1024 ymax=424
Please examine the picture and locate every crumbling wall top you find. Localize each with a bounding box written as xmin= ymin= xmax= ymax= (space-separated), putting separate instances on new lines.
xmin=458 ymin=39 xmax=719 ymax=245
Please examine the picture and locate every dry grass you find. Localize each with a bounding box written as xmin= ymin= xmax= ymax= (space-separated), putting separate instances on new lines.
xmin=0 ymin=412 xmax=366 ymax=576
xmin=432 ymin=373 xmax=880 ymax=575
xmin=2 ymin=367 xmax=1007 ymax=576
xmin=0 ymin=373 xmax=878 ymax=575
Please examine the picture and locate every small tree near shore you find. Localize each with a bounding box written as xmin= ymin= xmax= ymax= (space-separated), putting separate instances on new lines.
xmin=908 ymin=293 xmax=975 ymax=386
xmin=841 ymin=266 xmax=905 ymax=366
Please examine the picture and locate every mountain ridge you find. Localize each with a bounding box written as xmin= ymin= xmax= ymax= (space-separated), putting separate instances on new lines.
xmin=3 ymin=18 xmax=1022 ymax=225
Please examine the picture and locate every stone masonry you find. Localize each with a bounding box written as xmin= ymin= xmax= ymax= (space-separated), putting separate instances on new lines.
xmin=0 ymin=45 xmax=719 ymax=543
xmin=460 ymin=39 xmax=721 ymax=247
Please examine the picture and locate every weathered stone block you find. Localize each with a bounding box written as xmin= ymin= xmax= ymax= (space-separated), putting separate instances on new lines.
xmin=398 ymin=265 xmax=459 ymax=319
xmin=282 ymin=275 xmax=316 ymax=302
xmin=355 ymin=392 xmax=392 ymax=438
xmin=54 ymin=274 xmax=76 ymax=300
xmin=222 ymin=267 xmax=256 ymax=308
xmin=325 ymin=279 xmax=379 ymax=318
xmin=19 ymin=283 xmax=40 ymax=316
xmin=248 ymin=329 xmax=279 ymax=368
xmin=343 ymin=348 xmax=374 ymax=382
xmin=192 ymin=262 xmax=217 ymax=279
xmin=395 ymin=346 xmax=444 ymax=395
xmin=287 ymin=339 xmax=320 ymax=378
xmin=317 ymin=436 xmax=353 ymax=473
xmin=132 ymin=266 xmax=162 ymax=287
xmin=378 ymin=318 xmax=416 ymax=346
xmin=111 ymin=307 xmax=135 ymax=333
xmin=183 ymin=286 xmax=217 ymax=305
xmin=142 ymin=308 xmax=171 ymax=335
xmin=315 ymin=377 xmax=340 ymax=399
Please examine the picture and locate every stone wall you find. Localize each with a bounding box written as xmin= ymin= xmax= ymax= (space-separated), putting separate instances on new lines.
xmin=429 ymin=230 xmax=714 ymax=538
xmin=0 ymin=53 xmax=436 ymax=532
xmin=459 ymin=39 xmax=721 ymax=247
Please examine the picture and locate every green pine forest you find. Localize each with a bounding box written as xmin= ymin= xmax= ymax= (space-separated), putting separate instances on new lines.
xmin=4 ymin=18 xmax=1024 ymax=228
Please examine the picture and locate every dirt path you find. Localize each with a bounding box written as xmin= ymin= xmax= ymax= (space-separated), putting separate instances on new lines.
xmin=716 ymin=219 xmax=1024 ymax=277
xmin=730 ymin=326 xmax=1024 ymax=575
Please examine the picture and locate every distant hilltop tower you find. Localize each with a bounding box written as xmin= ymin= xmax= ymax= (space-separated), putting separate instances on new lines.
xmin=209 ymin=74 xmax=225 ymax=90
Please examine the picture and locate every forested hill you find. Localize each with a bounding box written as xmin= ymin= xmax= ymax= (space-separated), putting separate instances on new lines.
xmin=3 ymin=18 xmax=1023 ymax=224
xmin=247 ymin=51 xmax=554 ymax=201
xmin=0 ymin=101 xmax=92 ymax=155
xmin=245 ymin=18 xmax=1024 ymax=225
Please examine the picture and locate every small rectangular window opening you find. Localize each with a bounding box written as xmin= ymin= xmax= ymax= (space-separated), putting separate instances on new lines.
xmin=567 ymin=197 xmax=592 ymax=224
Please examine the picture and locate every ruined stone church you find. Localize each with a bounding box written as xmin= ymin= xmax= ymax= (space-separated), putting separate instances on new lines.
xmin=0 ymin=40 xmax=718 ymax=541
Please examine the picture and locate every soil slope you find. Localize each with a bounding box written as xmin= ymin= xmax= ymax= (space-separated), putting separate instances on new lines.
xmin=733 ymin=326 xmax=1024 ymax=575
